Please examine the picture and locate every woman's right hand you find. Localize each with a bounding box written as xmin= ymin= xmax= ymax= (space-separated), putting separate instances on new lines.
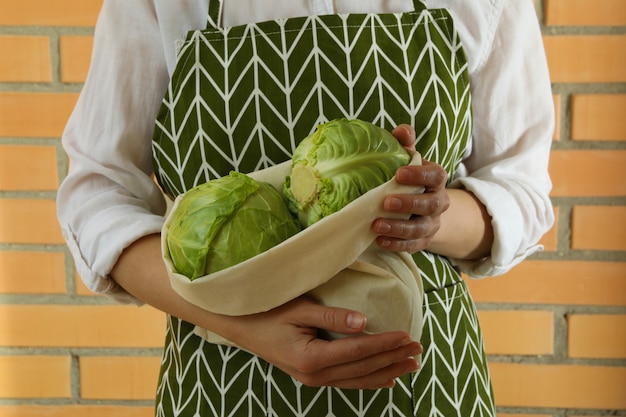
xmin=111 ymin=235 xmax=421 ymax=390
xmin=219 ymin=297 xmax=422 ymax=390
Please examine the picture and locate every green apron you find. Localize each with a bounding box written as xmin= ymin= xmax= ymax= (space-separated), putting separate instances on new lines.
xmin=152 ymin=1 xmax=496 ymax=415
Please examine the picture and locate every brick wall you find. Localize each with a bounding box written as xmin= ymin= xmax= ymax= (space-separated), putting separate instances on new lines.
xmin=0 ymin=1 xmax=624 ymax=416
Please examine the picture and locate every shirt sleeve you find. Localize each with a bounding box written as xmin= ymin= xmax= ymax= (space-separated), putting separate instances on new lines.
xmin=449 ymin=0 xmax=555 ymax=277
xmin=57 ymin=0 xmax=176 ymax=303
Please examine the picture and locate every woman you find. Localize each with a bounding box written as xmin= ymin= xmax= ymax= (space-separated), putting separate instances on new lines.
xmin=57 ymin=0 xmax=554 ymax=415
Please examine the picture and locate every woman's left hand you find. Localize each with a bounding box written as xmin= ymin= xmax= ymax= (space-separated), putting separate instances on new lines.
xmin=372 ymin=124 xmax=450 ymax=254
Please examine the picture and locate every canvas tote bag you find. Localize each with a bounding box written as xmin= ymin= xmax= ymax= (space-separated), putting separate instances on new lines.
xmin=162 ymin=151 xmax=424 ymax=346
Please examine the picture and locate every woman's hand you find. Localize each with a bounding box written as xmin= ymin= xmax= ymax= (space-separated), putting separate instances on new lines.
xmin=220 ymin=297 xmax=422 ymax=390
xmin=374 ymin=124 xmax=494 ymax=260
xmin=111 ymin=235 xmax=422 ymax=391
xmin=372 ymin=124 xmax=450 ymax=254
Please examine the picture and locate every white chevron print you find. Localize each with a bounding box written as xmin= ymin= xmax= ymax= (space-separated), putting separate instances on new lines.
xmin=152 ymin=1 xmax=495 ymax=415
xmin=153 ymin=7 xmax=472 ymax=199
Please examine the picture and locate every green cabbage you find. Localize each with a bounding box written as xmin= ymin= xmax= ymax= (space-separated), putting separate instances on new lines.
xmin=166 ymin=171 xmax=301 ymax=280
xmin=283 ymin=118 xmax=411 ymax=227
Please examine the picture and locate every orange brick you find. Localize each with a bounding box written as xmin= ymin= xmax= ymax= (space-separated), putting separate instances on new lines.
xmin=0 ymin=0 xmax=102 ymax=26
xmin=0 ymin=356 xmax=71 ymax=398
xmin=571 ymin=94 xmax=626 ymax=141
xmin=0 ymin=36 xmax=52 ymax=82
xmin=0 ymin=199 xmax=64 ymax=244
xmin=0 ymin=92 xmax=78 ymax=138
xmin=0 ymin=251 xmax=66 ymax=294
xmin=498 ymin=415 xmax=551 ymax=417
xmin=571 ymin=206 xmax=626 ymax=251
xmin=0 ymin=305 xmax=165 ymax=348
xmin=60 ymin=36 xmax=94 ymax=83
xmin=80 ymin=356 xmax=161 ymax=400
xmin=568 ymin=314 xmax=626 ymax=359
xmin=465 ymin=260 xmax=626 ymax=306
xmin=543 ymin=35 xmax=626 ymax=83
xmin=479 ymin=310 xmax=553 ymax=356
xmin=0 ymin=145 xmax=58 ymax=190
xmin=552 ymin=94 xmax=560 ymax=141
xmin=0 ymin=405 xmax=154 ymax=417
xmin=490 ymin=363 xmax=626 ymax=409
xmin=545 ymin=0 xmax=626 ymax=26
xmin=549 ymin=150 xmax=626 ymax=197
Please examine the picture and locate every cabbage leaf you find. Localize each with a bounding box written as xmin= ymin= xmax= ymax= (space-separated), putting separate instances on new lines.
xmin=167 ymin=171 xmax=301 ymax=280
xmin=283 ymin=118 xmax=411 ymax=227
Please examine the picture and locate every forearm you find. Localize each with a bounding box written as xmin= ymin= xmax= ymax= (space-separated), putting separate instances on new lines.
xmin=110 ymin=233 xmax=234 ymax=337
xmin=109 ymin=233 xmax=422 ymax=389
xmin=427 ymin=188 xmax=493 ymax=261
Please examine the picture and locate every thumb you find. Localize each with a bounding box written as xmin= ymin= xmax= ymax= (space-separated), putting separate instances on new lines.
xmin=302 ymin=303 xmax=367 ymax=334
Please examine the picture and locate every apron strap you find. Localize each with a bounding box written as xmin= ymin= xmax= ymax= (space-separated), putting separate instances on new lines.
xmin=308 ymin=0 xmax=333 ymax=15
xmin=308 ymin=0 xmax=427 ymax=15
xmin=207 ymin=0 xmax=223 ymax=29
xmin=207 ymin=0 xmax=427 ymax=29
xmin=413 ymin=0 xmax=427 ymax=12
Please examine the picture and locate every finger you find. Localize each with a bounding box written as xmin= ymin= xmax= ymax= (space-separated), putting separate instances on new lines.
xmin=297 ymin=336 xmax=422 ymax=388
xmin=375 ymin=235 xmax=429 ymax=253
xmin=373 ymin=216 xmax=437 ymax=239
xmin=330 ymin=357 xmax=420 ymax=390
xmin=395 ymin=162 xmax=448 ymax=189
xmin=300 ymin=331 xmax=415 ymax=371
xmin=391 ymin=124 xmax=416 ymax=150
xmin=322 ymin=339 xmax=422 ymax=381
xmin=381 ymin=193 xmax=449 ymax=217
xmin=292 ymin=300 xmax=368 ymax=334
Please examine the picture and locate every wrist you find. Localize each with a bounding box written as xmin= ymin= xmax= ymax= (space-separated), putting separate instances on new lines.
xmin=428 ymin=188 xmax=493 ymax=260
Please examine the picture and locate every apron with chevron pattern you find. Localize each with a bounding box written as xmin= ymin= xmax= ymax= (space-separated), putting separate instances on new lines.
xmin=151 ymin=0 xmax=496 ymax=415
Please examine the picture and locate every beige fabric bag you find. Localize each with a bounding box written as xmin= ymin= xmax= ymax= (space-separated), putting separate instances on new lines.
xmin=162 ymin=152 xmax=424 ymax=348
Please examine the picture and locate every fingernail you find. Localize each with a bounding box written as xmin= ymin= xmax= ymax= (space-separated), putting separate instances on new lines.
xmin=396 ymin=168 xmax=411 ymax=183
xmin=375 ymin=221 xmax=391 ymax=234
xmin=385 ymin=197 xmax=402 ymax=211
xmin=410 ymin=345 xmax=423 ymax=357
xmin=396 ymin=336 xmax=413 ymax=348
xmin=378 ymin=238 xmax=392 ymax=248
xmin=405 ymin=361 xmax=419 ymax=374
xmin=401 ymin=125 xmax=412 ymax=137
xmin=347 ymin=313 xmax=366 ymax=329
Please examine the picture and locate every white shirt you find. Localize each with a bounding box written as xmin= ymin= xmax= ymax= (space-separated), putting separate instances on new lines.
xmin=57 ymin=0 xmax=555 ymax=303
